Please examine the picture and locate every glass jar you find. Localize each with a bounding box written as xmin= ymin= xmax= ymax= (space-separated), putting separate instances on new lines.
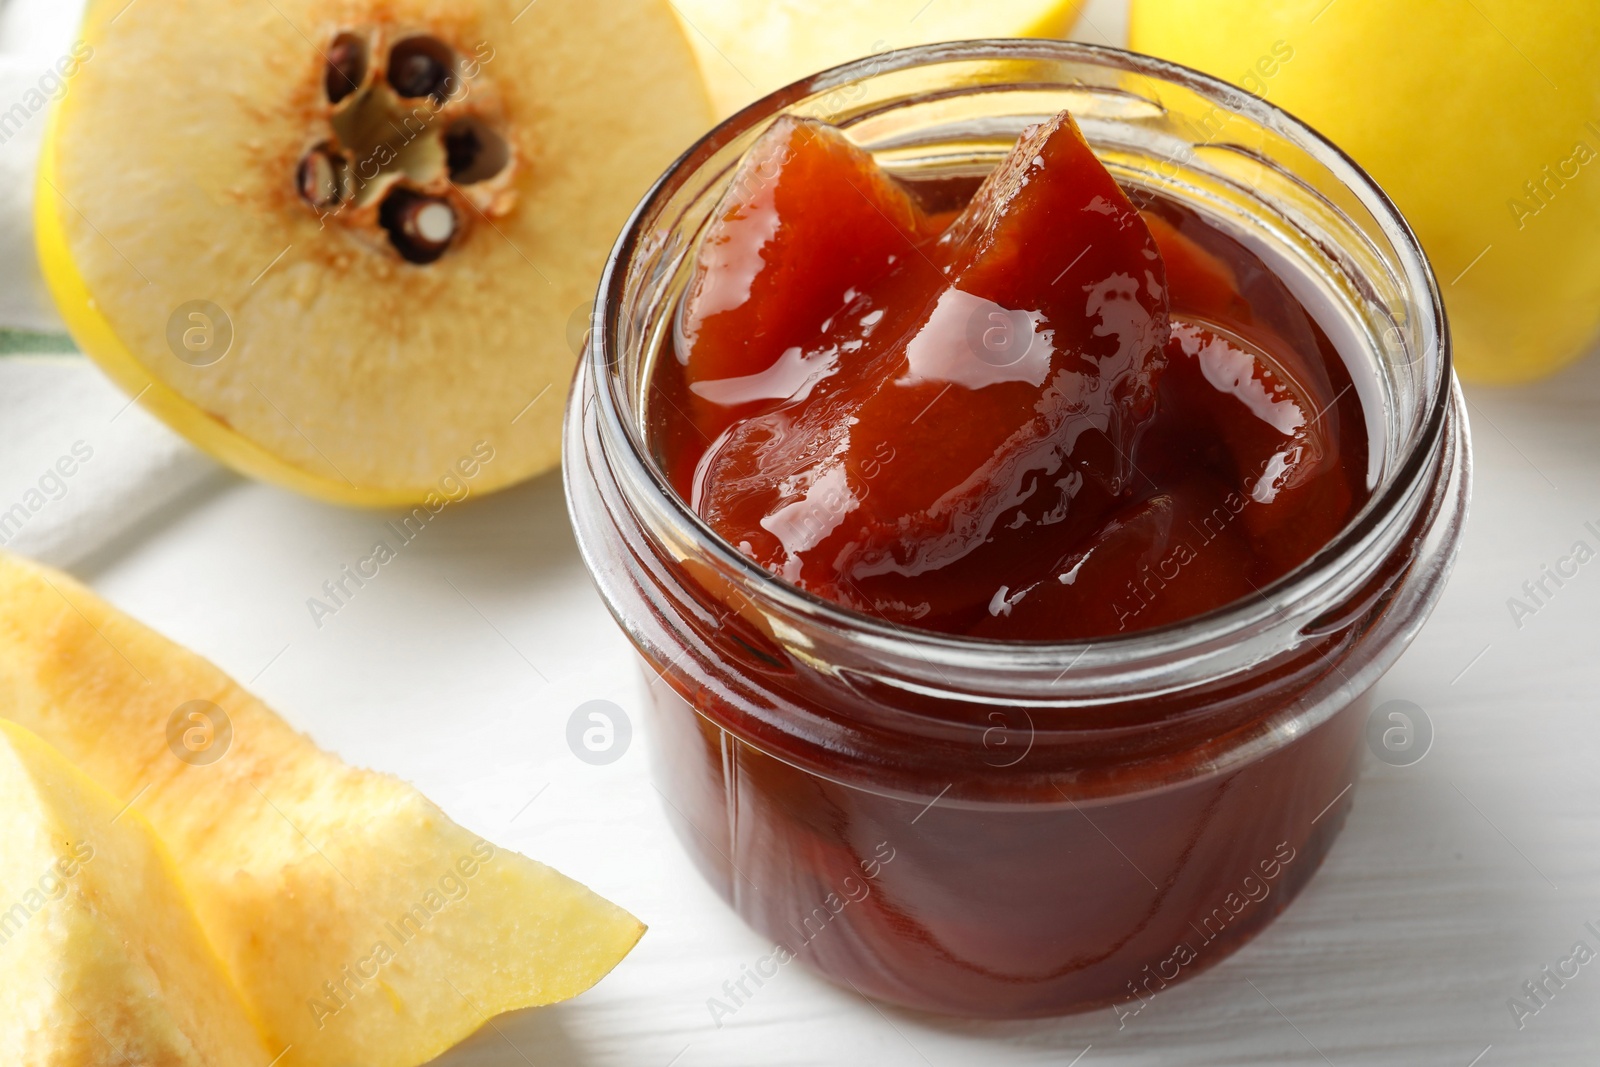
xmin=564 ymin=41 xmax=1469 ymax=1018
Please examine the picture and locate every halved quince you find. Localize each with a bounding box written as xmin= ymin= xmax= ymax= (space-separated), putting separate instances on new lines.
xmin=0 ymin=719 xmax=272 ymax=1067
xmin=0 ymin=552 xmax=643 ymax=1067
xmin=38 ymin=0 xmax=713 ymax=506
xmin=670 ymin=0 xmax=1087 ymax=115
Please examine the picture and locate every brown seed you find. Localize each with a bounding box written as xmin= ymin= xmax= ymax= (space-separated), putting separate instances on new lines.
xmin=387 ymin=37 xmax=456 ymax=101
xmin=379 ymin=188 xmax=457 ymax=263
xmin=296 ymin=146 xmax=345 ymax=211
xmin=325 ymin=33 xmax=367 ymax=104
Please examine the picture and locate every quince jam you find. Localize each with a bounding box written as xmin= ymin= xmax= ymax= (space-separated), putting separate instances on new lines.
xmin=647 ymin=112 xmax=1369 ymax=638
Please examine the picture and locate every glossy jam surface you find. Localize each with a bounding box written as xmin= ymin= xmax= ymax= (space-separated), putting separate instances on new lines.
xmin=648 ymin=113 xmax=1370 ymax=638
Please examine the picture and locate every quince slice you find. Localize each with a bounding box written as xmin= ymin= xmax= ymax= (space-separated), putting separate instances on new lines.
xmin=0 ymin=552 xmax=643 ymax=1067
xmin=38 ymin=0 xmax=713 ymax=505
xmin=0 ymin=718 xmax=272 ymax=1067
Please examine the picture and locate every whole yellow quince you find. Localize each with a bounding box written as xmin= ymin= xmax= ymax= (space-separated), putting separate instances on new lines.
xmin=1130 ymin=0 xmax=1600 ymax=382
xmin=670 ymin=0 xmax=1085 ymax=116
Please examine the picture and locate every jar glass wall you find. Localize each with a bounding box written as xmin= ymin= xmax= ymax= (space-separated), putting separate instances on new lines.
xmin=565 ymin=41 xmax=1469 ymax=1017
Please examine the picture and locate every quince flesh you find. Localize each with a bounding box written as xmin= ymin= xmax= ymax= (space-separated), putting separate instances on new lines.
xmin=0 ymin=718 xmax=272 ymax=1066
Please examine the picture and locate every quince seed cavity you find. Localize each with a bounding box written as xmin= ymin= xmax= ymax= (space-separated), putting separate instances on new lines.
xmin=387 ymin=36 xmax=456 ymax=102
xmin=325 ymin=32 xmax=368 ymax=104
xmin=444 ymin=117 xmax=509 ymax=183
xmin=296 ymin=145 xmax=346 ymax=210
xmin=380 ymin=188 xmax=456 ymax=263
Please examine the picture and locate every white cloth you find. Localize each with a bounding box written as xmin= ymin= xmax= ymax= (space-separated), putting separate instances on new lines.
xmin=0 ymin=0 xmax=85 ymax=57
xmin=0 ymin=356 xmax=221 ymax=567
xmin=0 ymin=56 xmax=65 ymax=333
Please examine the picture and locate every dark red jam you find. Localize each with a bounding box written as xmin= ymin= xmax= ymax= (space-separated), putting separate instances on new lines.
xmin=580 ymin=90 xmax=1465 ymax=1020
xmin=647 ymin=112 xmax=1369 ymax=638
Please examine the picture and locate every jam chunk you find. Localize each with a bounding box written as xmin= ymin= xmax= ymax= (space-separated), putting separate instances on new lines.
xmin=677 ymin=116 xmax=944 ymax=424
xmin=972 ymin=483 xmax=1256 ymax=639
xmin=692 ymin=111 xmax=1170 ymax=620
xmin=1151 ymin=321 xmax=1352 ymax=575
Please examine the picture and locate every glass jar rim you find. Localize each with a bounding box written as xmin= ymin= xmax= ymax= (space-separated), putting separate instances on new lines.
xmin=582 ymin=38 xmax=1456 ymax=686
